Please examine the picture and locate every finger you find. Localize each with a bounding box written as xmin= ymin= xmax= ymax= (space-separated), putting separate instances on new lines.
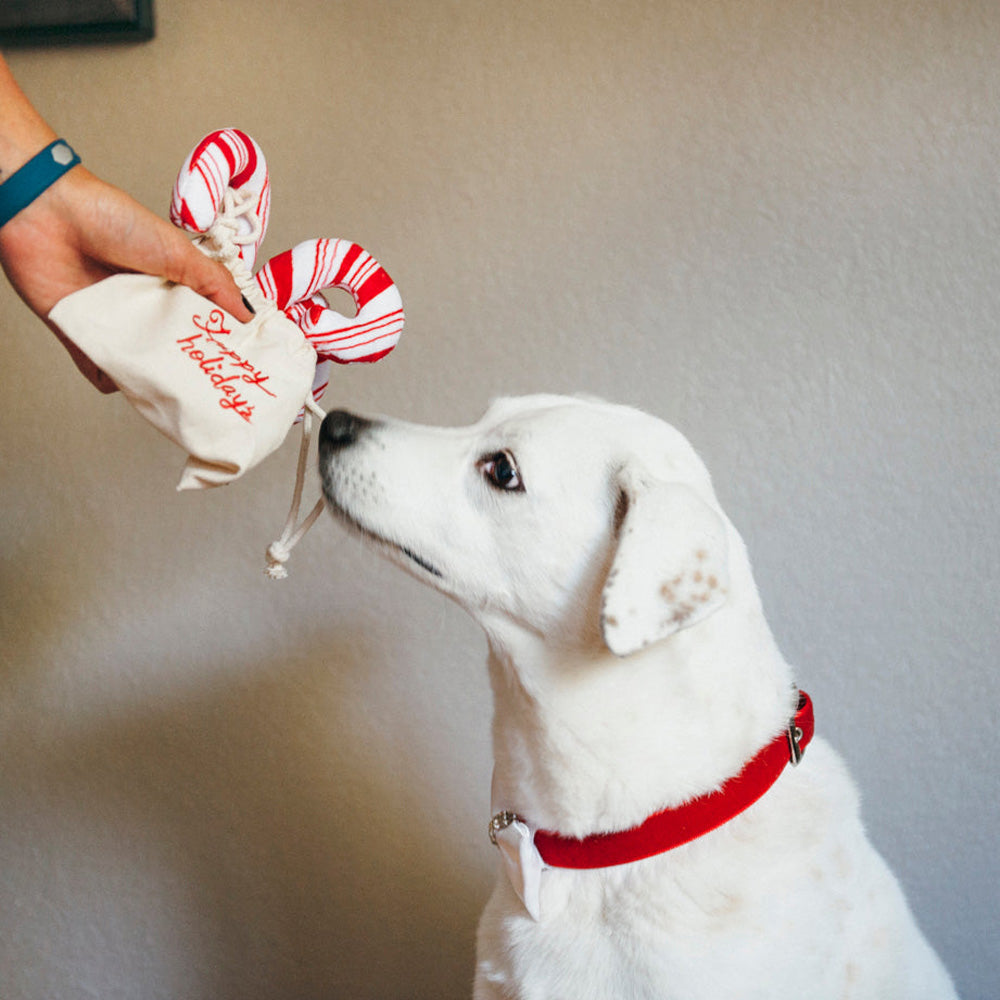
xmin=181 ymin=250 xmax=255 ymax=323
xmin=159 ymin=231 xmax=255 ymax=323
xmin=69 ymin=173 xmax=256 ymax=323
xmin=47 ymin=319 xmax=118 ymax=393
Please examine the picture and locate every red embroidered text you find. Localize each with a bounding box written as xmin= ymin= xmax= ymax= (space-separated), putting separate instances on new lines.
xmin=178 ymin=310 xmax=276 ymax=423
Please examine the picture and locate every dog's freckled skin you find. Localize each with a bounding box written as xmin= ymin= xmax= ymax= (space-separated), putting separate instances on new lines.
xmin=318 ymin=395 xmax=957 ymax=1000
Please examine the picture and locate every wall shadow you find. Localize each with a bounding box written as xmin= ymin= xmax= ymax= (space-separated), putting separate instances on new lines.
xmin=2 ymin=629 xmax=488 ymax=1000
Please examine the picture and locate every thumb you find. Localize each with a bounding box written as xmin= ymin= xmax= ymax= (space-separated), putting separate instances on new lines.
xmin=162 ymin=235 xmax=255 ymax=323
xmin=67 ymin=170 xmax=257 ymax=324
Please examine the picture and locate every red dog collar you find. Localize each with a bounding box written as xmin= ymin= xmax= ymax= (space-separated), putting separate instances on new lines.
xmin=524 ymin=692 xmax=814 ymax=870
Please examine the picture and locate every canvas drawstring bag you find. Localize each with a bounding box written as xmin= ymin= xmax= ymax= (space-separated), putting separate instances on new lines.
xmin=49 ymin=187 xmax=320 ymax=491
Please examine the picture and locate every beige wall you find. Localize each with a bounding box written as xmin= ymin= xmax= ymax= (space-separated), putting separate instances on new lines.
xmin=2 ymin=2 xmax=997 ymax=997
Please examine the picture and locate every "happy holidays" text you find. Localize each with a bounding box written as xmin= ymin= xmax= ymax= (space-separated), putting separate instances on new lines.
xmin=177 ymin=310 xmax=276 ymax=423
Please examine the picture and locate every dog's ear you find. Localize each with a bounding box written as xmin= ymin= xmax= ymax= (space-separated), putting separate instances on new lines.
xmin=601 ymin=470 xmax=730 ymax=657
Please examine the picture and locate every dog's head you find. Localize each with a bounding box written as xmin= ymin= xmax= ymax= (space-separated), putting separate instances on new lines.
xmin=319 ymin=395 xmax=733 ymax=657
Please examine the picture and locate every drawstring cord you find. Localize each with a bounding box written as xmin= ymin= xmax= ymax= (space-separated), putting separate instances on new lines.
xmin=200 ymin=188 xmax=271 ymax=315
xmin=264 ymin=396 xmax=327 ymax=579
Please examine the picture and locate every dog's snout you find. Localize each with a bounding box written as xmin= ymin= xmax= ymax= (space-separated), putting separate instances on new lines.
xmin=321 ymin=409 xmax=371 ymax=450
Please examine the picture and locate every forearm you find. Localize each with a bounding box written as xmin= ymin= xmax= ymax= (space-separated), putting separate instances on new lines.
xmin=0 ymin=54 xmax=58 ymax=176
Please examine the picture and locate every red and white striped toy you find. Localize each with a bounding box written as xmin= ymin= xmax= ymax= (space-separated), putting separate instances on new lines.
xmin=256 ymin=239 xmax=404 ymax=365
xmin=171 ymin=128 xmax=271 ymax=267
xmin=170 ymin=128 xmax=403 ymax=402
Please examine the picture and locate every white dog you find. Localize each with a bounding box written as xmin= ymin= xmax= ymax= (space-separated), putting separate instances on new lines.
xmin=319 ymin=395 xmax=957 ymax=1000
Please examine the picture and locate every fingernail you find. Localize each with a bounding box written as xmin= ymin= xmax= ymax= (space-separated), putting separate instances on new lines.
xmin=241 ymin=295 xmax=256 ymax=315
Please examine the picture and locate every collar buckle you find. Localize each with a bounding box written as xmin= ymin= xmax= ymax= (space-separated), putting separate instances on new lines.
xmin=489 ymin=810 xmax=521 ymax=846
xmin=787 ymin=692 xmax=807 ymax=765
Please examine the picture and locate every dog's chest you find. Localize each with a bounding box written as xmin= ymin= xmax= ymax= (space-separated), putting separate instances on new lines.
xmin=478 ymin=870 xmax=837 ymax=1000
xmin=475 ymin=778 xmax=901 ymax=1000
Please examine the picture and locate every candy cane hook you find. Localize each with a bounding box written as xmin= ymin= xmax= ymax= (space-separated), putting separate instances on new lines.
xmin=256 ymin=238 xmax=404 ymax=364
xmin=170 ymin=128 xmax=271 ymax=267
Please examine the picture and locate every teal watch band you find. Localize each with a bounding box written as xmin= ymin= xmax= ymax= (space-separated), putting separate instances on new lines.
xmin=0 ymin=140 xmax=80 ymax=228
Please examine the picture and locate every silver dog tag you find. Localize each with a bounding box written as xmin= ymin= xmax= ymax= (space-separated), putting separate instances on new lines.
xmin=494 ymin=816 xmax=547 ymax=922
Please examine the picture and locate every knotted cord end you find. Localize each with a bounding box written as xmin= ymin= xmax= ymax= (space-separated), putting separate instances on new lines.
xmin=263 ymin=405 xmax=328 ymax=582
xmin=264 ymin=539 xmax=291 ymax=580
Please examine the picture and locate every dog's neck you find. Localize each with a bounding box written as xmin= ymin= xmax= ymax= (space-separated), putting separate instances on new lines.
xmin=483 ymin=600 xmax=795 ymax=840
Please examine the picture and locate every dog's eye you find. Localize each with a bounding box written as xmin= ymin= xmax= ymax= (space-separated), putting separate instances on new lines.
xmin=478 ymin=451 xmax=524 ymax=492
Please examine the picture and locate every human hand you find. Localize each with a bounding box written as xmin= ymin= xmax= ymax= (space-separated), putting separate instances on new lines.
xmin=0 ymin=164 xmax=253 ymax=392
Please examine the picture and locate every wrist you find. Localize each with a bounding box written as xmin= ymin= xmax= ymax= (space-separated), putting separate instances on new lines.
xmin=0 ymin=117 xmax=59 ymax=177
xmin=0 ymin=139 xmax=81 ymax=228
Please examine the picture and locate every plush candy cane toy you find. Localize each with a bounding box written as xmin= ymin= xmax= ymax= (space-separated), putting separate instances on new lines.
xmin=171 ymin=128 xmax=271 ymax=268
xmin=171 ymin=128 xmax=403 ymax=384
xmin=257 ymin=239 xmax=404 ymax=364
xmin=171 ymin=128 xmax=404 ymax=574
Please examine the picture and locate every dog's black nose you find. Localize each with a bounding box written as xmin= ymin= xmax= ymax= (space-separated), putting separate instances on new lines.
xmin=320 ymin=409 xmax=371 ymax=450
